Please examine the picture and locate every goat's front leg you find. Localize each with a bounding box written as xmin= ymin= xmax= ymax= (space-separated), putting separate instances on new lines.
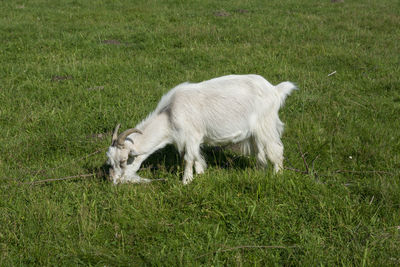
xmin=117 ymin=174 xmax=151 ymax=184
xmin=121 ymin=154 xmax=151 ymax=183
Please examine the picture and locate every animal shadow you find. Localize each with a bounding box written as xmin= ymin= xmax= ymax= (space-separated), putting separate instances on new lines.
xmin=140 ymin=144 xmax=254 ymax=173
xmin=91 ymin=144 xmax=254 ymax=182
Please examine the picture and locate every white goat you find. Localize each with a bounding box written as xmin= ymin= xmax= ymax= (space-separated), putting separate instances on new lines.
xmin=106 ymin=74 xmax=297 ymax=184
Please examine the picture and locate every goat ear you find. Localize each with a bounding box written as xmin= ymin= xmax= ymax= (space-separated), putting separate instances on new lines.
xmin=111 ymin=124 xmax=121 ymax=146
xmin=117 ymin=128 xmax=143 ymax=147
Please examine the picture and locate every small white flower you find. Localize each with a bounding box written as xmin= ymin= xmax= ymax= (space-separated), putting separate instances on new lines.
xmin=349 ymin=156 xmax=353 ymax=159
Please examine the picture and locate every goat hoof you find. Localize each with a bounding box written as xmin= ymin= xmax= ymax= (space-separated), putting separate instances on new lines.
xmin=182 ymin=177 xmax=193 ymax=185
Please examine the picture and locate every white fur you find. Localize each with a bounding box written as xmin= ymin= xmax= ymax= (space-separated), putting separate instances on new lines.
xmin=107 ymin=74 xmax=297 ymax=184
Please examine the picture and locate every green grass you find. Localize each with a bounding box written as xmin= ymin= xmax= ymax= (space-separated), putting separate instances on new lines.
xmin=1 ymin=0 xmax=399 ymax=265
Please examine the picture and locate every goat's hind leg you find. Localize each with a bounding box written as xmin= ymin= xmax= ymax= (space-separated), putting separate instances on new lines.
xmin=253 ymin=117 xmax=284 ymax=173
xmin=254 ymin=138 xmax=268 ymax=168
xmin=266 ymin=141 xmax=284 ymax=173
xmin=257 ymin=134 xmax=283 ymax=173
xmin=254 ymin=137 xmax=283 ymax=173
xmin=182 ymin=153 xmax=194 ymax=185
xmin=194 ymin=153 xmax=206 ymax=174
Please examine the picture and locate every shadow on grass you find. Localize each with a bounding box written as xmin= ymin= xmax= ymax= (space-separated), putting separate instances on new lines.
xmin=90 ymin=145 xmax=254 ymax=182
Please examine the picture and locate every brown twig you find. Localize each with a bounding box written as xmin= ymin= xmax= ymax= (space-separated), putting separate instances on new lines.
xmin=284 ymin=143 xmax=313 ymax=175
xmin=297 ymin=142 xmax=309 ymax=174
xmin=25 ymin=174 xmax=95 ymax=185
xmin=311 ymin=155 xmax=319 ymax=173
xmin=334 ymin=169 xmax=395 ymax=175
xmin=32 ymin=148 xmax=105 ymax=178
xmin=195 ymin=245 xmax=297 ymax=259
xmin=1 ymin=147 xmax=107 ymax=187
xmin=284 ymin=166 xmax=307 ymax=174
xmin=285 ymin=143 xmax=396 ymax=178
xmin=284 ymin=156 xmax=307 ymax=174
xmin=285 ymin=147 xmax=396 ymax=178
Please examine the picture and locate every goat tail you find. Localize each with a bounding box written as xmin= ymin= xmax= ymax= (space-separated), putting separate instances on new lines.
xmin=275 ymin=81 xmax=298 ymax=107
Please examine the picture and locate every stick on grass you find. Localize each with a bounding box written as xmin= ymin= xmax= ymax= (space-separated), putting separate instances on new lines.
xmin=195 ymin=245 xmax=297 ymax=259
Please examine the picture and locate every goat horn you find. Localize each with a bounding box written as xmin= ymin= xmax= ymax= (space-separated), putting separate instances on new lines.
xmin=111 ymin=123 xmax=121 ymax=146
xmin=117 ymin=128 xmax=143 ymax=147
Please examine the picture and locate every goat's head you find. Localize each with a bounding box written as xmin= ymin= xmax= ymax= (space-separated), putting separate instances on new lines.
xmin=106 ymin=124 xmax=142 ymax=183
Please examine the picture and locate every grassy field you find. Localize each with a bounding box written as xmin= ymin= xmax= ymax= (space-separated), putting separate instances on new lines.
xmin=1 ymin=0 xmax=399 ymax=265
